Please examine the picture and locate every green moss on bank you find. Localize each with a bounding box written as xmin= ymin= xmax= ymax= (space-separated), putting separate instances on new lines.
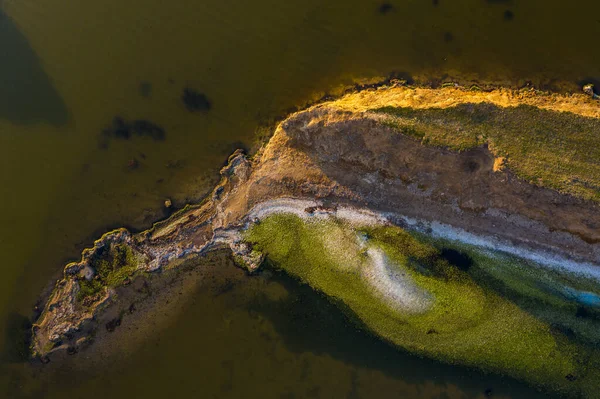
xmin=77 ymin=279 xmax=104 ymax=300
xmin=77 ymin=243 xmax=139 ymax=301
xmin=372 ymin=103 xmax=600 ymax=201
xmin=245 ymin=214 xmax=600 ymax=397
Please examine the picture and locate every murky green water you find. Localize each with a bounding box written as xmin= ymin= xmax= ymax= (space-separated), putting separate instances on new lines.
xmin=0 ymin=0 xmax=599 ymax=397
xmin=3 ymin=257 xmax=550 ymax=399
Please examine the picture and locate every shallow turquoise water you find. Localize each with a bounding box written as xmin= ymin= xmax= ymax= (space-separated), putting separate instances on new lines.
xmin=565 ymin=289 xmax=600 ymax=307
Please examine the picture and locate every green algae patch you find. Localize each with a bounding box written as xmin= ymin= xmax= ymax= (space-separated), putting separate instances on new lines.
xmin=372 ymin=103 xmax=600 ymax=201
xmin=397 ymin=230 xmax=600 ymax=347
xmin=246 ymin=214 xmax=388 ymax=316
xmin=466 ymin=249 xmax=600 ymax=346
xmin=77 ymin=279 xmax=104 ymax=300
xmin=245 ymin=214 xmax=600 ymax=396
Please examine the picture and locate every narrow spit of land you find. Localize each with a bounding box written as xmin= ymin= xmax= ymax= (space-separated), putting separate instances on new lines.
xmin=32 ymin=85 xmax=600 ymax=397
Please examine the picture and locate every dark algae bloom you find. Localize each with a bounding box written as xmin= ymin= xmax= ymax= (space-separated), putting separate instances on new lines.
xmin=181 ymin=88 xmax=211 ymax=112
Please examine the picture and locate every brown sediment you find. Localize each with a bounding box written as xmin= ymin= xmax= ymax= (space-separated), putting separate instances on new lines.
xmin=31 ymin=85 xmax=600 ymax=359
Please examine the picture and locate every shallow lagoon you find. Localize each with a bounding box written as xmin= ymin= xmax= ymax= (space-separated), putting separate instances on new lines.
xmin=246 ymin=212 xmax=600 ymax=397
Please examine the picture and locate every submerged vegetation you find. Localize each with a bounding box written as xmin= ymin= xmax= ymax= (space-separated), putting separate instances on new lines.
xmin=181 ymin=88 xmax=211 ymax=112
xmin=102 ymin=116 xmax=166 ymax=141
xmin=245 ymin=213 xmax=600 ymax=397
xmin=372 ymin=103 xmax=600 ymax=201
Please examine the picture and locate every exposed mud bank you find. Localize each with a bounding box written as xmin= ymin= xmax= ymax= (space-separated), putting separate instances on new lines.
xmin=31 ymin=86 xmax=600 ymax=395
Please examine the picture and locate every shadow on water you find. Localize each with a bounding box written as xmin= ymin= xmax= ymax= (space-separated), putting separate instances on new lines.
xmin=249 ymin=269 xmax=551 ymax=398
xmin=440 ymin=248 xmax=474 ymax=271
xmin=0 ymin=312 xmax=31 ymax=363
xmin=0 ymin=7 xmax=68 ymax=125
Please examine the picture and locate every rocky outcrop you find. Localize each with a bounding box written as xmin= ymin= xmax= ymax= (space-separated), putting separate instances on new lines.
xmin=32 ymin=85 xmax=600 ymax=359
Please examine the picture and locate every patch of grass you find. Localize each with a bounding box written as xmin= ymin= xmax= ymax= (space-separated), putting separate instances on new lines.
xmin=381 ymin=119 xmax=425 ymax=140
xmin=245 ymin=214 xmax=600 ymax=396
xmin=77 ymin=243 xmax=139 ymax=302
xmin=77 ymin=279 xmax=104 ymax=301
xmin=372 ymin=103 xmax=600 ymax=201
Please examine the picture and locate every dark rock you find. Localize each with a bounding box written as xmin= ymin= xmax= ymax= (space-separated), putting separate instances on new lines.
xmin=213 ymin=186 xmax=225 ymax=200
xmin=378 ymin=3 xmax=394 ymax=14
xmin=565 ymin=373 xmax=577 ymax=382
xmin=105 ymin=318 xmax=121 ymax=332
xmin=484 ymin=388 xmax=493 ymax=397
xmin=128 ymin=303 xmax=136 ymax=314
xmin=66 ymin=346 xmax=77 ymax=355
xmin=182 ymin=88 xmax=211 ymax=112
xmin=40 ymin=355 xmax=50 ymax=364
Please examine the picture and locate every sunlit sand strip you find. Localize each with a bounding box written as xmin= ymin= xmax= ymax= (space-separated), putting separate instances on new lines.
xmin=330 ymin=86 xmax=600 ymax=119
